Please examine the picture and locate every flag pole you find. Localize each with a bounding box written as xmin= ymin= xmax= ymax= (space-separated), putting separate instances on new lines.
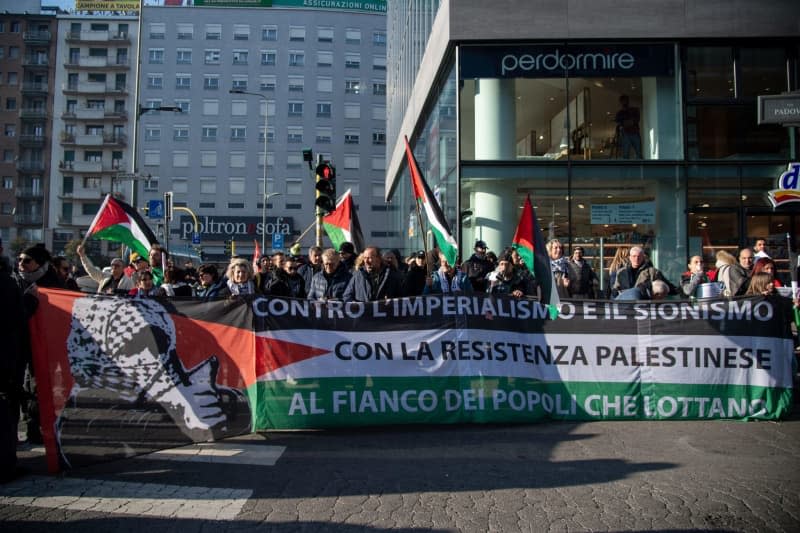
xmin=787 ymin=232 xmax=797 ymax=297
xmin=406 ymin=136 xmax=431 ymax=275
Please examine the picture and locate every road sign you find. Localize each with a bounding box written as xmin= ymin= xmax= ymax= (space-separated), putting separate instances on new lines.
xmin=148 ymin=199 xmax=164 ymax=219
xmin=758 ymin=93 xmax=800 ymax=125
xmin=272 ymin=233 xmax=284 ymax=250
xmin=191 ymin=232 xmax=201 ymax=245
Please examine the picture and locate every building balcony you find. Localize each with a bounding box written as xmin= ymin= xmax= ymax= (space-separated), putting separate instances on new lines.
xmin=22 ymin=56 xmax=49 ymax=68
xmin=61 ymin=187 xmax=105 ymax=200
xmin=63 ymin=82 xmax=128 ymax=95
xmin=66 ymin=30 xmax=127 ymax=43
xmin=21 ymin=82 xmax=48 ymax=94
xmin=20 ymin=108 xmax=47 ymax=120
xmin=103 ymin=133 xmax=127 ymax=146
xmin=75 ymin=133 xmax=104 ymax=146
xmin=17 ymin=161 xmax=45 ymax=172
xmin=104 ymin=110 xmax=128 ymax=120
xmin=59 ymin=160 xmax=124 ymax=174
xmin=19 ymin=134 xmax=46 ymax=147
xmin=66 ymin=56 xmax=130 ymax=69
xmin=73 ymin=107 xmax=105 ymax=120
xmin=15 ymin=213 xmax=43 ymax=226
xmin=24 ymin=30 xmax=52 ymax=43
xmin=15 ymin=187 xmax=45 ymax=199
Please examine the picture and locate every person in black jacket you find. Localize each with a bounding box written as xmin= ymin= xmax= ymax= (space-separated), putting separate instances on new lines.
xmin=403 ymin=250 xmax=428 ymax=296
xmin=343 ymin=246 xmax=404 ymax=302
xmin=307 ymin=248 xmax=352 ymax=301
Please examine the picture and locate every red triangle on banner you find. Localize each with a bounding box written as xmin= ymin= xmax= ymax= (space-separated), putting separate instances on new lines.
xmin=255 ymin=336 xmax=329 ymax=376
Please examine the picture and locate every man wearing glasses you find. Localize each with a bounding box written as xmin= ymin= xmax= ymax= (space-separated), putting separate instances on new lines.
xmin=77 ymin=244 xmax=134 ymax=295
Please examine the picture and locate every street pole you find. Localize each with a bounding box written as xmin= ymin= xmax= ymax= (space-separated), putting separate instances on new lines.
xmin=230 ymin=89 xmax=269 ymax=251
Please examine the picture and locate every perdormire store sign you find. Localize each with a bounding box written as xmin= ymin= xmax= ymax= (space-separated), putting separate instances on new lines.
xmin=460 ymin=43 xmax=675 ymax=79
xmin=179 ymin=215 xmax=293 ymax=241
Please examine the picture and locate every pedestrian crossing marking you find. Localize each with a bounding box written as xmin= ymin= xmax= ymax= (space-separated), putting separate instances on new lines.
xmin=145 ymin=442 xmax=286 ymax=466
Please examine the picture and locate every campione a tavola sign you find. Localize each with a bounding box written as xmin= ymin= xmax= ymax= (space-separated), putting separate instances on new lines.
xmin=32 ymin=289 xmax=794 ymax=472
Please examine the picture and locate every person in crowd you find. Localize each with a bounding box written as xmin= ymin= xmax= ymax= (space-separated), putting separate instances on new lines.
xmin=282 ymin=256 xmax=306 ymax=298
xmin=745 ymin=272 xmax=776 ymax=297
xmin=343 ymin=246 xmax=404 ymax=302
xmin=546 ymin=239 xmax=572 ymax=299
xmin=128 ymin=270 xmax=165 ymax=298
xmin=193 ymin=264 xmax=226 ymax=300
xmin=612 ymin=246 xmax=677 ymax=300
xmin=403 ymin=250 xmax=429 ymax=297
xmin=615 ymin=94 xmax=642 ymax=159
xmin=485 ymin=251 xmax=498 ymax=270
xmin=0 ymin=245 xmax=25 ymax=482
xmin=715 ymin=249 xmax=749 ymax=298
xmin=218 ymin=257 xmax=258 ymax=298
xmin=607 ymin=246 xmax=630 ymax=297
xmin=388 ymin=249 xmax=408 ymax=274
xmin=13 ymin=244 xmax=63 ymax=445
xmin=148 ymin=244 xmax=169 ymax=285
xmin=509 ymin=248 xmax=540 ymax=299
xmin=307 ymin=248 xmax=352 ymax=301
xmin=566 ymin=246 xmax=597 ymax=299
xmin=183 ymin=260 xmax=199 ymax=284
xmin=161 ymin=266 xmax=192 ymax=297
xmin=424 ymin=252 xmax=473 ymax=294
xmin=255 ymin=255 xmax=272 ymax=293
xmin=382 ymin=249 xmax=401 ymax=273
xmin=754 ymin=238 xmax=770 ymax=259
xmin=651 ymin=280 xmax=670 ymax=300
xmin=462 ymin=240 xmax=494 ymax=293
xmin=679 ymin=255 xmax=715 ymax=298
xmin=270 ymin=251 xmax=286 ymax=272
xmin=297 ymin=246 xmax=323 ymax=291
xmin=752 ymin=257 xmax=783 ymax=287
xmin=738 ymin=247 xmax=755 ymax=274
xmin=487 ymin=254 xmax=530 ymax=298
xmin=52 ymin=256 xmax=80 ymax=291
xmin=339 ymin=242 xmax=357 ymax=271
xmin=77 ymin=244 xmax=134 ymax=295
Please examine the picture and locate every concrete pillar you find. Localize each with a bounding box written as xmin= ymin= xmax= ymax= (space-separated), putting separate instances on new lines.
xmin=474 ymin=78 xmax=516 ymax=160
xmin=467 ymin=181 xmax=518 ymax=255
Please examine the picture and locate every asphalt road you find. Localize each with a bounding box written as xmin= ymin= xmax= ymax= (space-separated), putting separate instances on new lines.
xmin=3 ymin=414 xmax=800 ymax=532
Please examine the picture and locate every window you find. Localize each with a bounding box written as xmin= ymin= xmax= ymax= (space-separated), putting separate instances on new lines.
xmin=145 ymin=127 xmax=161 ymax=141
xmin=198 ymin=202 xmax=215 ymax=208
xmin=345 ymin=53 xmax=361 ymax=69
xmin=372 ymin=130 xmax=385 ymax=145
xmin=149 ymin=23 xmax=165 ymax=39
xmin=229 ymin=178 xmax=245 ymax=194
xmin=344 ymin=130 xmax=360 ymax=144
xmin=289 ymin=26 xmax=306 ymax=42
xmin=372 ymin=105 xmax=386 ymax=120
xmin=344 ymin=103 xmax=361 ymax=119
xmin=204 ymin=49 xmax=220 ymax=64
xmin=203 ymin=75 xmax=219 ymax=90
xmin=200 ymin=151 xmax=217 ymax=167
xmin=286 ymin=180 xmax=303 ymax=195
xmin=232 ymin=76 xmax=248 ymax=90
xmin=260 ymin=126 xmax=275 ymax=142
xmin=260 ymin=75 xmax=276 ymax=91
xmin=143 ymin=150 xmax=160 ymax=166
xmin=173 ymin=126 xmax=189 ymax=141
xmin=173 ymin=151 xmax=189 ymax=167
xmin=288 ymin=76 xmax=304 ymax=92
xmin=317 ymin=102 xmax=332 ymax=117
xmin=287 ymin=126 xmax=303 ymax=143
xmin=176 ymin=49 xmax=192 ymax=64
xmin=199 ymin=179 xmax=216 ymax=194
xmin=261 ymin=50 xmax=276 ymax=66
xmin=230 ymin=126 xmax=246 ymax=141
xmin=287 ymin=153 xmax=303 ymax=167
xmin=7 ymin=72 xmax=17 ymax=85
xmin=317 ymin=27 xmax=333 ymax=42
xmin=373 ymin=55 xmax=386 ymax=71
xmin=233 ymin=24 xmax=250 ymax=40
xmin=373 ymin=31 xmax=386 ymax=46
xmin=202 ymin=100 xmax=219 ymax=115
xmin=205 ymin=24 xmax=221 ymax=40
xmin=343 ymin=154 xmax=360 ymax=170
xmin=176 ymin=23 xmax=193 ymax=40
xmin=316 ymin=127 xmax=332 ymax=143
xmin=261 ymin=25 xmax=277 ymax=41
xmin=345 ymin=79 xmax=361 ymax=94
xmin=289 ymin=51 xmax=304 ymax=67
xmin=145 ymin=98 xmax=162 ymax=113
xmin=231 ymin=100 xmax=247 ymax=116
xmin=317 ymin=51 xmax=333 ymax=67
xmin=148 ymin=48 xmax=164 ymax=64
xmin=201 ymin=126 xmax=217 ymax=141
xmin=371 ymin=156 xmax=385 ymax=170
xmin=317 ymin=77 xmax=333 ymax=93
xmin=232 ymin=49 xmax=248 ymax=65
xmin=175 ymin=99 xmax=190 ymax=113
xmin=173 ymin=179 xmax=188 ymax=194
xmin=4 ymin=124 xmax=15 ymax=137
xmin=345 ymin=29 xmax=361 ymax=45
xmin=230 ymin=152 xmax=246 ymax=168
xmin=288 ymin=102 xmax=303 ymax=116
xmin=83 ymin=203 xmax=102 ymax=215
xmin=175 ymin=74 xmax=191 ymax=89
xmin=372 ymin=81 xmax=386 ymax=96
xmin=3 ymin=150 xmax=14 ymax=162
xmin=5 ymin=98 xmax=16 ymax=110
xmin=147 ymin=74 xmax=163 ymax=89
xmin=2 ymin=177 xmax=12 ymax=189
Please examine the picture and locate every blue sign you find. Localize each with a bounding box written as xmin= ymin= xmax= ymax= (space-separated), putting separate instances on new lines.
xmin=148 ymin=200 xmax=164 ymax=219
xmin=191 ymin=232 xmax=201 ymax=245
xmin=272 ymin=232 xmax=284 ymax=250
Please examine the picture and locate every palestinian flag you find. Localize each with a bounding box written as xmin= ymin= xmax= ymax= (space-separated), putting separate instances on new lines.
xmin=404 ymin=136 xmax=458 ymax=266
xmin=85 ymin=194 xmax=158 ymax=260
xmin=512 ymin=194 xmax=560 ymax=313
xmin=322 ymin=189 xmax=365 ymax=252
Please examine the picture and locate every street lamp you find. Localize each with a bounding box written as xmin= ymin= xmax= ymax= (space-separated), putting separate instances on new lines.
xmin=229 ymin=89 xmax=270 ymax=250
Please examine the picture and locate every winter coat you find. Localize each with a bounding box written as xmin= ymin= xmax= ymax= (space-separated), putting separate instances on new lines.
xmin=343 ymin=267 xmax=404 ymax=302
xmin=306 ymin=264 xmax=352 ymax=301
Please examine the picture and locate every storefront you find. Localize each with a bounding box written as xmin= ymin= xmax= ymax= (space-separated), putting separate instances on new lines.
xmin=390 ymin=40 xmax=798 ymax=287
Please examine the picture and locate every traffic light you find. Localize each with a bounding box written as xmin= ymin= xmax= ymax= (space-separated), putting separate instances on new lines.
xmin=315 ymin=162 xmax=336 ymax=215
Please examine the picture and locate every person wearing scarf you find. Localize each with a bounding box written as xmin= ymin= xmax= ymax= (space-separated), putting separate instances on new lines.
xmin=219 ymin=257 xmax=258 ymax=297
xmin=424 ymin=252 xmax=472 ymax=294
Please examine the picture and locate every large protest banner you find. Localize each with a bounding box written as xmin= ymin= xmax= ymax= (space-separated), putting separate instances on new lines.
xmin=31 ymin=289 xmax=794 ymax=472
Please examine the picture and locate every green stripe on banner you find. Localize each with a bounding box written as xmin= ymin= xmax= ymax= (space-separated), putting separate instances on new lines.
xmin=249 ymin=378 xmax=793 ymax=429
